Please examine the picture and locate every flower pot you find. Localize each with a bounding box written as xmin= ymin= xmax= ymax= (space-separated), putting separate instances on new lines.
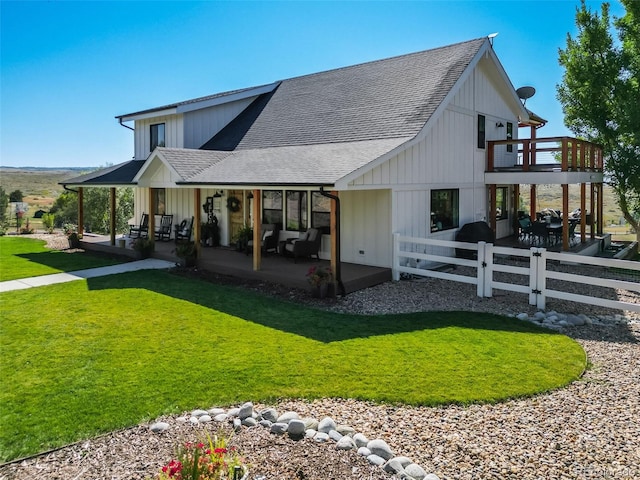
xmin=312 ymin=283 xmax=329 ymax=299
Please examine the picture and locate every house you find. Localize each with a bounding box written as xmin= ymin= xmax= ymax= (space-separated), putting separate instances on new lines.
xmin=63 ymin=36 xmax=604 ymax=286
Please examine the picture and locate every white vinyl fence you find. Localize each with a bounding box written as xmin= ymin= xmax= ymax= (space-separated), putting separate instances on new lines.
xmin=392 ymin=233 xmax=640 ymax=313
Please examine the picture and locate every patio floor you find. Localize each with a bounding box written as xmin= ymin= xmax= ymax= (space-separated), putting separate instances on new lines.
xmin=80 ymin=234 xmax=391 ymax=294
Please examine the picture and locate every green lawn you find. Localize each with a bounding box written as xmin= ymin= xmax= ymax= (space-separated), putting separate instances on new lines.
xmin=0 ymin=269 xmax=586 ymax=462
xmin=0 ymin=236 xmax=125 ymax=281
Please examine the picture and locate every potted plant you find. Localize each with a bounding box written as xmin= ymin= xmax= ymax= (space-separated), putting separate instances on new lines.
xmin=232 ymin=224 xmax=253 ymax=252
xmin=63 ymin=223 xmax=80 ymax=249
xmin=306 ymin=265 xmax=333 ymax=298
xmin=174 ymin=241 xmax=197 ymax=267
xmin=131 ymin=237 xmax=154 ymax=259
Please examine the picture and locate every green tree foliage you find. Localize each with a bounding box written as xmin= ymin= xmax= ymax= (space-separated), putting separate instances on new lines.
xmin=557 ymin=0 xmax=640 ymax=240
xmin=0 ymin=187 xmax=8 ymax=224
xmin=50 ymin=187 xmax=134 ymax=234
xmin=9 ymin=190 xmax=23 ymax=202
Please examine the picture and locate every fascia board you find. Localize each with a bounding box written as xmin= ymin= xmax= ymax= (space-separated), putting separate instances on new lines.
xmin=176 ymin=82 xmax=280 ymax=114
xmin=118 ymin=108 xmax=177 ymax=122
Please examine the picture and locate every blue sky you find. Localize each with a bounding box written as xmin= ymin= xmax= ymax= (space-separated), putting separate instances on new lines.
xmin=0 ymin=0 xmax=625 ymax=168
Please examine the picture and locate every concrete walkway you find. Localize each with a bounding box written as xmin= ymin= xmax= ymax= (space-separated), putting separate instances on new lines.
xmin=0 ymin=258 xmax=175 ymax=293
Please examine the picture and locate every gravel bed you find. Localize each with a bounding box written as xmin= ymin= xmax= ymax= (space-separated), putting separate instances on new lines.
xmin=2 ymin=234 xmax=639 ymax=479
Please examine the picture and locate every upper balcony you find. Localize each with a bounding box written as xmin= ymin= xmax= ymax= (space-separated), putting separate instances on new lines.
xmin=485 ymin=136 xmax=604 ymax=185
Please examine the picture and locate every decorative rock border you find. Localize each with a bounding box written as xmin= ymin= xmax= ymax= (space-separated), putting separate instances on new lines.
xmin=512 ymin=310 xmax=636 ymax=329
xmin=151 ymin=401 xmax=439 ymax=480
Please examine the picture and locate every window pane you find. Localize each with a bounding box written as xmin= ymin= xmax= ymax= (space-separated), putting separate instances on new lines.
xmin=496 ymin=187 xmax=507 ymax=220
xmin=477 ymin=115 xmax=485 ymax=149
xmin=430 ymin=189 xmax=459 ymax=232
xmin=506 ymin=122 xmax=513 ymax=152
xmin=311 ymin=192 xmax=331 ymax=233
xmin=263 ymin=190 xmax=283 ymax=227
xmin=150 ymin=123 xmax=165 ymax=150
xmin=286 ymin=191 xmax=307 ymax=231
xmin=154 ymin=188 xmax=166 ymax=215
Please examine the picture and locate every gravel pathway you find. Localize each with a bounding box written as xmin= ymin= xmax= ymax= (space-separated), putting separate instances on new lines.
xmin=1 ymin=234 xmax=639 ymax=479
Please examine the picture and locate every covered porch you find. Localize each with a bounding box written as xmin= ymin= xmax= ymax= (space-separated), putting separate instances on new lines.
xmin=80 ymin=234 xmax=391 ymax=295
xmin=486 ymin=135 xmax=604 ymax=252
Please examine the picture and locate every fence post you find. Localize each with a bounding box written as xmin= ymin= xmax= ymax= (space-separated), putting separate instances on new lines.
xmin=484 ymin=242 xmax=494 ymax=298
xmin=536 ymin=249 xmax=547 ymax=310
xmin=529 ymin=247 xmax=538 ymax=306
xmin=477 ymin=241 xmax=485 ymax=297
xmin=392 ymin=233 xmax=400 ymax=281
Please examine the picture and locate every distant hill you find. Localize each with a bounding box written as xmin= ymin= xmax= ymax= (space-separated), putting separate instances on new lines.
xmin=0 ymin=167 xmax=95 ymax=199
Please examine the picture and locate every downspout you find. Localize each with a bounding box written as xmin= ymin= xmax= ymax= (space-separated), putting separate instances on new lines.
xmin=319 ymin=187 xmax=346 ymax=297
xmin=118 ymin=118 xmax=135 ymax=131
xmin=63 ymin=185 xmax=78 ymax=193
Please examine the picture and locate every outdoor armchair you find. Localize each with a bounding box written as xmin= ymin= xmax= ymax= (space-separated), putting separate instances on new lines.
xmin=174 ymin=216 xmax=194 ymax=244
xmin=284 ymin=228 xmax=322 ymax=263
xmin=246 ymin=223 xmax=280 ymax=255
xmin=129 ymin=213 xmax=149 ymax=239
xmin=155 ymin=214 xmax=173 ymax=242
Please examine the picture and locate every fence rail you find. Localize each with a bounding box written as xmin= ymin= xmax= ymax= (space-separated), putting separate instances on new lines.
xmin=392 ymin=233 xmax=640 ymax=313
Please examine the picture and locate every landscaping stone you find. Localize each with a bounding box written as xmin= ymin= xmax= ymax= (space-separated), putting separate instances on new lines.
xmin=260 ymin=408 xmax=278 ymax=423
xmin=367 ymin=454 xmax=386 ymax=466
xmin=197 ymin=415 xmax=212 ymax=423
xmin=367 ymin=439 xmax=393 ymax=460
xmin=336 ymin=436 xmax=356 ymax=450
xmin=270 ymin=422 xmax=288 ymax=435
xmin=149 ymin=422 xmax=170 ymax=433
xmin=317 ymin=416 xmax=337 ymax=433
xmin=405 ymin=463 xmax=428 ymax=480
xmin=277 ymin=411 xmax=300 ymax=423
xmin=287 ymin=419 xmax=306 ymax=437
xmin=313 ymin=432 xmax=329 ymax=442
xmin=238 ymin=401 xmax=254 ymax=420
xmin=353 ymin=432 xmax=369 ymax=447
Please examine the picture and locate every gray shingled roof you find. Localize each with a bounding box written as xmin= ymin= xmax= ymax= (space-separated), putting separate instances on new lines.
xmin=62 ymin=160 xmax=146 ymax=186
xmin=202 ymin=38 xmax=486 ymax=150
xmin=69 ymin=38 xmax=489 ymax=187
xmin=158 ymin=139 xmax=407 ymax=185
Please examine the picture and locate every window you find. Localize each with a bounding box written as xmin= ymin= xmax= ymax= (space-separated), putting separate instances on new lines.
xmin=154 ymin=188 xmax=166 ymax=215
xmin=477 ymin=114 xmax=486 ymax=149
xmin=150 ymin=123 xmax=165 ymax=151
xmin=430 ymin=189 xmax=459 ymax=232
xmin=311 ymin=192 xmax=331 ymax=233
xmin=286 ymin=191 xmax=308 ymax=231
xmin=496 ymin=187 xmax=508 ymax=220
xmin=262 ymin=190 xmax=283 ymax=226
xmin=506 ymin=122 xmax=513 ymax=152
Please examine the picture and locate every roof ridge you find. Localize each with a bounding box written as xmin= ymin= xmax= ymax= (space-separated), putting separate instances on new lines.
xmin=276 ymin=37 xmax=487 ymax=84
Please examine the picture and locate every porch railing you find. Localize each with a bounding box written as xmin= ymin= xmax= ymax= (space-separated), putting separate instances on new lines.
xmin=487 ymin=136 xmax=603 ymax=172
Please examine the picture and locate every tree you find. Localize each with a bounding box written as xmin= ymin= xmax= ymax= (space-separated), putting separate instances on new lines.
xmin=9 ymin=190 xmax=23 ymax=202
xmin=557 ymin=0 xmax=640 ymax=241
xmin=0 ymin=187 xmax=8 ymax=224
xmin=50 ymin=187 xmax=134 ymax=234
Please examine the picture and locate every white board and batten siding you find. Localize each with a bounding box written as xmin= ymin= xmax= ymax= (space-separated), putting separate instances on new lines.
xmin=133 ymin=187 xmax=230 ymax=243
xmin=344 ymin=61 xmax=523 ymax=266
xmin=183 ymin=97 xmax=257 ymax=149
xmin=134 ymin=115 xmax=184 ymax=160
xmin=340 ymin=190 xmax=391 ymax=267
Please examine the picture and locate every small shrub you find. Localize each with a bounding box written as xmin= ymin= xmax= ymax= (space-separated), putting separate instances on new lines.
xmin=42 ymin=213 xmax=55 ymax=233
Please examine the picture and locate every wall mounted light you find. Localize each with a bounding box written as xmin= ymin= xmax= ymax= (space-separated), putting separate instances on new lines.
xmin=247 ymin=191 xmax=254 ymax=199
xmin=213 ymin=190 xmax=223 ymax=198
xmin=496 ymin=122 xmax=504 ymax=128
